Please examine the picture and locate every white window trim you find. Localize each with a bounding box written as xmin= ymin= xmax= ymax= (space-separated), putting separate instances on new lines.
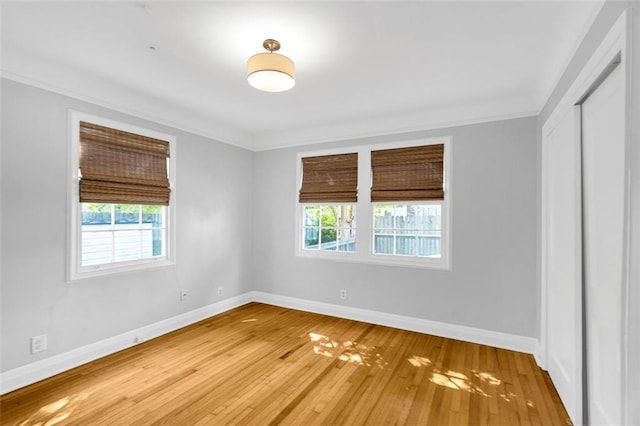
xmin=295 ymin=136 xmax=452 ymax=270
xmin=67 ymin=110 xmax=177 ymax=281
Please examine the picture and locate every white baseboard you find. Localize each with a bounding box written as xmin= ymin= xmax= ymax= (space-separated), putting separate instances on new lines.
xmin=250 ymin=291 xmax=541 ymax=358
xmin=533 ymin=347 xmax=547 ymax=370
xmin=0 ymin=293 xmax=253 ymax=395
xmin=1 ymin=291 xmax=542 ymax=395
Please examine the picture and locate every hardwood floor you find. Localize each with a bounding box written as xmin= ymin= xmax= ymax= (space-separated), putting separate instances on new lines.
xmin=0 ymin=303 xmax=571 ymax=425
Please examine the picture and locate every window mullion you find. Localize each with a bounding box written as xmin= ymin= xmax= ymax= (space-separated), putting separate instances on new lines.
xmin=357 ymin=147 xmax=370 ymax=259
xmin=138 ymin=205 xmax=143 ymax=260
xmin=111 ymin=204 xmax=116 ymax=263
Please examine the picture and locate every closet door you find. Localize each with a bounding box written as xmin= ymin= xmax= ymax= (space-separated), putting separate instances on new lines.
xmin=581 ymin=63 xmax=625 ymax=426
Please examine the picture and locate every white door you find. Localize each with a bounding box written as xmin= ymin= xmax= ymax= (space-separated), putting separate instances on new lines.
xmin=543 ymin=106 xmax=583 ymax=425
xmin=581 ymin=64 xmax=626 ymax=426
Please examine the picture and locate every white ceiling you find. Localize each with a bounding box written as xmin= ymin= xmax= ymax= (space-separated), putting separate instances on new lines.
xmin=1 ymin=1 xmax=603 ymax=151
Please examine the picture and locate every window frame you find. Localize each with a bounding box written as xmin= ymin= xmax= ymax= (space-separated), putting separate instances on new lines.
xmin=68 ymin=110 xmax=177 ymax=281
xmin=295 ymin=137 xmax=452 ymax=269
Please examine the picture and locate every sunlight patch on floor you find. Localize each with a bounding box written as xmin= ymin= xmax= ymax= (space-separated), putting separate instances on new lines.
xmin=407 ymin=355 xmax=432 ymax=368
xmin=309 ymin=332 xmax=387 ymax=368
xmin=17 ymin=393 xmax=90 ymax=426
xmin=405 ymin=355 xmax=527 ymax=401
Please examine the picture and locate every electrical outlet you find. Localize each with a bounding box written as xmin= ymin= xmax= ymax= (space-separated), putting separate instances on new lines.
xmin=31 ymin=334 xmax=47 ymax=354
xmin=180 ymin=289 xmax=189 ymax=301
xmin=340 ymin=289 xmax=347 ymax=300
xmin=217 ymin=287 xmax=224 ymax=297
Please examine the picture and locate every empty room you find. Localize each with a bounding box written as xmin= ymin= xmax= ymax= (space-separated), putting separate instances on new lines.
xmin=1 ymin=1 xmax=639 ymax=425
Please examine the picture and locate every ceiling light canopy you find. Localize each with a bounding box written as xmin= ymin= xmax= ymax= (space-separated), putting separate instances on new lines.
xmin=247 ymin=39 xmax=295 ymax=92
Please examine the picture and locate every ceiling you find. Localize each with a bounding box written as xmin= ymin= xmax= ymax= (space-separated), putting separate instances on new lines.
xmin=1 ymin=1 xmax=603 ymax=151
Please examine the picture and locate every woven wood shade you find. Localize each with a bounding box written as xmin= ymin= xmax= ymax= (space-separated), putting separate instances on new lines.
xmin=299 ymin=153 xmax=358 ymax=203
xmin=79 ymin=121 xmax=171 ymax=205
xmin=371 ymin=144 xmax=444 ymax=202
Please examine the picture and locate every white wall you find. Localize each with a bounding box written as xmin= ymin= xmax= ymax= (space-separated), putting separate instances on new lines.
xmin=0 ymin=79 xmax=254 ymax=371
xmin=627 ymin=2 xmax=640 ymax=423
xmin=253 ymin=117 xmax=538 ymax=338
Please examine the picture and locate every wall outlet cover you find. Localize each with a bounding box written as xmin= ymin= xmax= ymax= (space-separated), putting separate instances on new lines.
xmin=31 ymin=335 xmax=47 ymax=354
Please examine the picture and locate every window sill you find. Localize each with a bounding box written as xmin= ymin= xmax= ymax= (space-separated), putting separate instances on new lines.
xmin=69 ymin=257 xmax=175 ymax=282
xmin=295 ymin=250 xmax=451 ymax=270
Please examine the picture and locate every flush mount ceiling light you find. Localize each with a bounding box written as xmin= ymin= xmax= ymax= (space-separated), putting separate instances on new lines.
xmin=247 ymin=39 xmax=295 ymax=92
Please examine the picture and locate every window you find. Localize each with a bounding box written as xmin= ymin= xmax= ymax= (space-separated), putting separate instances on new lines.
xmin=298 ymin=152 xmax=358 ymax=255
xmin=296 ymin=138 xmax=450 ymax=269
xmin=69 ymin=112 xmax=176 ymax=280
xmin=370 ymin=143 xmax=445 ymax=260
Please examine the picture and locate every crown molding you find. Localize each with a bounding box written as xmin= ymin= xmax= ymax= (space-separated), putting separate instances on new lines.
xmin=3 ymin=70 xmax=536 ymax=152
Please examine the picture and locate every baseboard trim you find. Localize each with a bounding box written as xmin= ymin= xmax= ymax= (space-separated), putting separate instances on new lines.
xmin=0 ymin=293 xmax=253 ymax=395
xmin=251 ymin=291 xmax=541 ymax=358
xmin=1 ymin=291 xmax=542 ymax=395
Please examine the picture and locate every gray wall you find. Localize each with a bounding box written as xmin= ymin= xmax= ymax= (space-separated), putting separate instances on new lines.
xmin=1 ymin=79 xmax=539 ymax=378
xmin=253 ymin=117 xmax=538 ymax=337
xmin=0 ymin=79 xmax=254 ymax=371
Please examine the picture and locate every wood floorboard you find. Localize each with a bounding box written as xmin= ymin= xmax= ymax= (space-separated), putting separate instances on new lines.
xmin=0 ymin=303 xmax=572 ymax=425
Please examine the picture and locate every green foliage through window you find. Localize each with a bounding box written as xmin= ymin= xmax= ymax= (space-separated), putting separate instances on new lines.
xmin=303 ymin=205 xmax=356 ymax=252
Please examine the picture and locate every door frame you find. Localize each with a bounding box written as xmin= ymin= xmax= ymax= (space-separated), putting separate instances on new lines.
xmin=541 ymin=102 xmax=583 ymax=424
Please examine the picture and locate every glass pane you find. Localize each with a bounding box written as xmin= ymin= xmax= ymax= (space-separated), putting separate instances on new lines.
xmin=115 ymin=204 xmax=141 ymax=226
xmin=320 ymin=206 xmax=338 ymax=227
xmin=304 ymin=206 xmax=320 ymax=226
xmin=338 ymin=226 xmax=356 ymax=241
xmin=82 ymin=203 xmax=111 ymax=225
xmin=396 ymin=235 xmax=417 ymax=256
xmin=374 ymin=234 xmax=394 ymax=254
xmin=141 ymin=226 xmax=165 ymax=257
xmin=304 ymin=227 xmax=320 ymax=249
xmin=346 ymin=206 xmax=356 ymax=229
xmin=114 ymin=230 xmax=141 ymax=262
xmin=319 ymin=227 xmax=337 ymax=246
xmin=142 ymin=205 xmax=163 ymax=227
xmin=373 ymin=205 xmax=394 ymax=230
xmin=418 ymin=236 xmax=441 ymax=257
xmin=337 ymin=228 xmax=356 ymax=252
xmin=392 ymin=205 xmax=407 ymax=228
xmin=81 ymin=230 xmax=113 ymax=265
xmin=334 ymin=205 xmax=356 ymax=228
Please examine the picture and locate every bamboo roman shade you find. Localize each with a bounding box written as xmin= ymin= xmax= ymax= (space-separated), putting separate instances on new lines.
xmin=79 ymin=121 xmax=171 ymax=205
xmin=299 ymin=153 xmax=358 ymax=203
xmin=371 ymin=144 xmax=444 ymax=202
